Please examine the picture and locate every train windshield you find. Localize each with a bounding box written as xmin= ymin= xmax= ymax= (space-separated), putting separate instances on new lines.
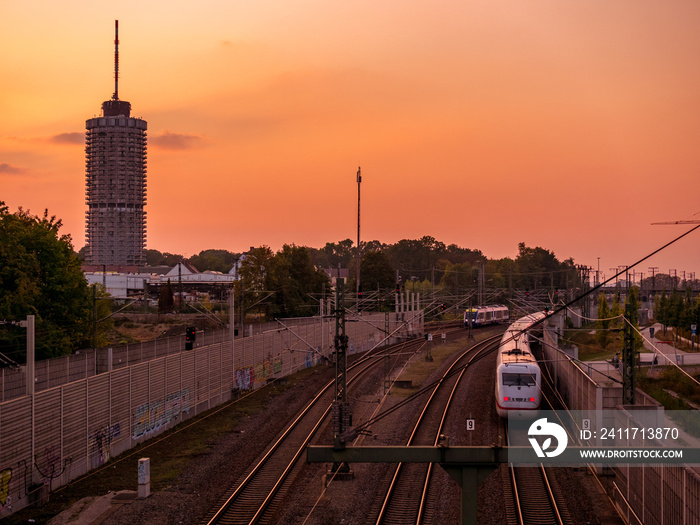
xmin=501 ymin=372 xmax=536 ymax=386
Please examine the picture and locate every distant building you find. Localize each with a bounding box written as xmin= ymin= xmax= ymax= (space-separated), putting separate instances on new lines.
xmin=83 ymin=261 xmax=238 ymax=299
xmin=323 ymin=267 xmax=349 ymax=287
xmin=84 ymin=21 xmax=147 ymax=266
xmin=228 ymin=247 xmax=254 ymax=280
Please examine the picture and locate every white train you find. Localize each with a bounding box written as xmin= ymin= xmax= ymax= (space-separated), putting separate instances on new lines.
xmin=495 ymin=312 xmax=547 ymax=418
xmin=463 ymin=305 xmax=509 ymax=328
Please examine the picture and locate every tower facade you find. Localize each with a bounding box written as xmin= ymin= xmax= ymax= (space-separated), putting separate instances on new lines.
xmin=84 ymin=21 xmax=147 ymax=266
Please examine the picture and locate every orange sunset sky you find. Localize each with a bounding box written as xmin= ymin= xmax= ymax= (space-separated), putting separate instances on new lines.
xmin=1 ymin=1 xmax=699 ymax=281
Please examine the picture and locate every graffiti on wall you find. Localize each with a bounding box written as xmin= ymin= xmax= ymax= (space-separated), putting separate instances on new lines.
xmin=37 ymin=447 xmax=61 ymax=480
xmin=234 ymin=357 xmax=283 ymax=391
xmin=235 ymin=367 xmax=254 ymax=390
xmin=133 ymin=389 xmax=190 ymax=439
xmin=89 ymin=423 xmax=121 ymax=468
xmin=254 ymin=360 xmax=269 ymax=383
xmin=0 ymin=468 xmax=11 ymax=507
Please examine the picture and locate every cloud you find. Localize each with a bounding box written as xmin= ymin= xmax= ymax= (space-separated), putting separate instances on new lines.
xmin=49 ymin=132 xmax=84 ymax=145
xmin=150 ymin=130 xmax=205 ymax=151
xmin=0 ymin=163 xmax=24 ymax=175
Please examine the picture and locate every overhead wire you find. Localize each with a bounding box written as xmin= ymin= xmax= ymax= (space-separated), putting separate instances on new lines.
xmin=515 ymin=222 xmax=700 ymax=339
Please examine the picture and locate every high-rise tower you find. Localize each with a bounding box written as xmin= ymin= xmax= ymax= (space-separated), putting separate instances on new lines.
xmin=85 ymin=20 xmax=147 ymax=266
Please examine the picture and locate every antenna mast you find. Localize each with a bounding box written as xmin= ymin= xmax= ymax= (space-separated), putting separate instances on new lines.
xmin=356 ymin=166 xmax=362 ymax=308
xmin=113 ymin=20 xmax=119 ymax=100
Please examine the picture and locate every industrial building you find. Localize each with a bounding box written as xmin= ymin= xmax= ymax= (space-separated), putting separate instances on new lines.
xmin=84 ymin=21 xmax=147 ymax=266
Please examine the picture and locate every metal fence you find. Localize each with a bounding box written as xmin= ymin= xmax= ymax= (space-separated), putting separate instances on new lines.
xmin=0 ymin=310 xmax=423 ymax=518
xmin=612 ymin=408 xmax=700 ymax=525
xmin=0 ymin=314 xmax=411 ymax=403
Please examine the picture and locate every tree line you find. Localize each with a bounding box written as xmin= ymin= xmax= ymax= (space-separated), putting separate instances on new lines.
xmin=0 ymin=201 xmax=592 ymax=362
xmin=150 ymin=237 xmax=582 ymax=294
xmin=655 ymin=288 xmax=700 ymax=342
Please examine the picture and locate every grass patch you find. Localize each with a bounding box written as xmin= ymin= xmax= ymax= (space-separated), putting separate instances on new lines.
xmin=638 ymin=367 xmax=700 ymax=407
xmin=635 ymin=367 xmax=700 ymax=437
xmin=392 ymin=332 xmax=491 ymax=395
xmin=563 ymin=325 xmax=623 ymax=361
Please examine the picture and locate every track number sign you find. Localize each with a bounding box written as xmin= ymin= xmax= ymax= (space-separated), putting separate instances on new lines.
xmin=466 ymin=418 xmax=475 ymax=431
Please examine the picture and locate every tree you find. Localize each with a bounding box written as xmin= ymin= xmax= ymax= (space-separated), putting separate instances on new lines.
xmin=444 ymin=244 xmax=485 ymax=266
xmin=0 ymin=202 xmax=93 ymax=360
xmin=359 ymin=250 xmax=395 ymax=291
xmin=611 ymin=291 xmax=622 ymax=329
xmin=145 ymin=249 xmax=184 ymax=266
xmin=311 ymin=239 xmax=356 ymax=268
xmin=385 ymin=236 xmax=446 ymax=284
xmin=513 ymin=242 xmax=579 ymax=291
xmin=667 ymin=290 xmax=685 ymax=342
xmin=240 ymin=246 xmax=274 ymax=293
xmin=655 ymin=291 xmax=669 ymax=333
xmin=439 ymin=262 xmax=474 ymax=291
xmin=624 ymin=286 xmax=644 ymax=350
xmin=189 ymin=249 xmax=239 ymax=273
xmin=91 ymin=284 xmax=115 ymax=348
xmin=596 ymin=293 xmax=612 ymax=349
xmin=268 ymin=244 xmax=329 ymax=317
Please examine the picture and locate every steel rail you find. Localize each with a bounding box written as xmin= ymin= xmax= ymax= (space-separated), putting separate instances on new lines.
xmin=375 ymin=333 xmax=502 ymax=524
xmin=203 ymin=330 xmax=465 ymax=524
xmin=505 ymin=420 xmax=566 ymax=525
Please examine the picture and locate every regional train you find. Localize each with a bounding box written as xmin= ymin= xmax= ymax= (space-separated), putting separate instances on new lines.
xmin=495 ymin=311 xmax=547 ymax=418
xmin=463 ymin=305 xmax=509 ymax=328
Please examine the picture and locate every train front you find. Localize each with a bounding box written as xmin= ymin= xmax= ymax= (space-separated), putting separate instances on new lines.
xmin=495 ymin=361 xmax=541 ymax=419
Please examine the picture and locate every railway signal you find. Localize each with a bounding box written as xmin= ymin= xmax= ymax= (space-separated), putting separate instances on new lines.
xmin=185 ymin=326 xmax=195 ymax=350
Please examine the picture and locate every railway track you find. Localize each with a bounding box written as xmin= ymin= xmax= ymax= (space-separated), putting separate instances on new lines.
xmin=201 ymin=325 xmax=466 ymax=524
xmin=371 ymin=333 xmax=503 ymax=524
xmin=505 ymin=421 xmax=573 ymax=525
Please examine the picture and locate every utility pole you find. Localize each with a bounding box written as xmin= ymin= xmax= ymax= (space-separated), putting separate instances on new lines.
xmin=230 ymin=288 xmax=236 ymax=389
xmin=20 ymin=316 xmax=36 ymax=483
xmin=649 ymin=267 xmax=659 ymax=293
xmin=178 ymin=261 xmax=183 ymax=313
xmin=356 ymin=167 xmax=362 ymax=310
xmin=620 ymin=265 xmax=629 ymax=294
xmin=622 ymin=303 xmax=635 ymax=405
xmin=477 ymin=262 xmax=485 ymax=306
xmin=93 ymin=284 xmax=97 ymax=351
xmin=467 ymin=297 xmax=474 ymax=340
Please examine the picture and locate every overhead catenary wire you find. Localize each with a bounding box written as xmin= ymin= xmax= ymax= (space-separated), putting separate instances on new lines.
xmin=512 ymin=222 xmax=700 ymax=341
